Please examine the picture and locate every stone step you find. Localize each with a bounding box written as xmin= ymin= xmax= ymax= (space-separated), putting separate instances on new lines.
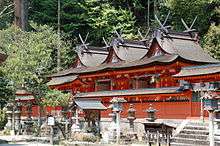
xmin=187 ymin=122 xmax=209 ymax=127
xmin=184 ymin=125 xmax=208 ymax=131
xmin=170 ymin=142 xmax=208 ymax=146
xmin=172 ymin=137 xmax=209 ymax=145
xmin=174 ymin=133 xmax=208 ymax=140
xmin=215 ymin=141 xmax=220 ymax=146
xmin=180 ymin=129 xmax=209 ymax=135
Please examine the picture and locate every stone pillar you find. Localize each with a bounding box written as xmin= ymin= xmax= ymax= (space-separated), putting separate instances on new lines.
xmin=209 ymin=111 xmax=215 ymax=146
xmin=5 ymin=102 xmax=13 ymax=130
xmin=14 ymin=103 xmax=21 ymax=135
xmin=116 ymin=111 xmax=120 ymax=144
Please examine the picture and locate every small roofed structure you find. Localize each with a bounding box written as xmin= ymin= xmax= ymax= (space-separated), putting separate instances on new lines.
xmin=15 ymin=89 xmax=34 ymax=102
xmin=74 ymin=98 xmax=107 ymax=110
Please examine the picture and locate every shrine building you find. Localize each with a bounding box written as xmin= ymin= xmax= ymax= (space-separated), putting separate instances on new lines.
xmin=47 ymin=28 xmax=220 ymax=120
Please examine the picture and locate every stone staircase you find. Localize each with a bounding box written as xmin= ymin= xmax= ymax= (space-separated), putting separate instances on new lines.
xmin=171 ymin=121 xmax=209 ymax=146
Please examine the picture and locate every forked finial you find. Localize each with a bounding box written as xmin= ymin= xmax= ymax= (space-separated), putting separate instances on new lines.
xmin=78 ymin=32 xmax=90 ymax=50
xmin=154 ymin=11 xmax=171 ymax=34
xmin=102 ymin=37 xmax=110 ymax=48
xmin=114 ymin=30 xmax=124 ymax=43
xmin=181 ymin=16 xmax=198 ymax=33
xmin=138 ymin=28 xmax=150 ymax=41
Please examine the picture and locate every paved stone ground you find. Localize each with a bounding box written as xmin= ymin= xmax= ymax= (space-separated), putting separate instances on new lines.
xmin=0 ymin=135 xmax=56 ymax=146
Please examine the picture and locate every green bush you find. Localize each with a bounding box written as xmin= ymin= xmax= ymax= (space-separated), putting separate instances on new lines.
xmin=82 ymin=134 xmax=98 ymax=143
xmin=0 ymin=109 xmax=7 ymax=130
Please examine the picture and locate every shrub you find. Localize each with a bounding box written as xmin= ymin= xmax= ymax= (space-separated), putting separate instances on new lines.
xmin=0 ymin=109 xmax=7 ymax=130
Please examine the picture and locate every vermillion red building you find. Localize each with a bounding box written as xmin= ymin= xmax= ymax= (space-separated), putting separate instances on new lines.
xmin=47 ymin=29 xmax=220 ymax=120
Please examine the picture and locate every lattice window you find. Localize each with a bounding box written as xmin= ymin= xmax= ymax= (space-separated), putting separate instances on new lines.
xmin=96 ymin=80 xmax=111 ymax=91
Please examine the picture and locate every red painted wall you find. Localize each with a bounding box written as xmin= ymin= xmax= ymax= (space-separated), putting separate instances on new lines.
xmin=101 ymin=102 xmax=208 ymax=119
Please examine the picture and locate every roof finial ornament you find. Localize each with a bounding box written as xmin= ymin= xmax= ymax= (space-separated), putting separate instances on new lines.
xmin=78 ymin=32 xmax=90 ymax=50
xmin=102 ymin=37 xmax=110 ymax=48
xmin=154 ymin=11 xmax=171 ymax=34
xmin=138 ymin=28 xmax=150 ymax=41
xmin=114 ymin=30 xmax=124 ymax=43
xmin=181 ymin=16 xmax=198 ymax=33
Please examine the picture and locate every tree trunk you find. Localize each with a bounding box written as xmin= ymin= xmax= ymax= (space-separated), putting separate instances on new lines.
xmin=14 ymin=0 xmax=28 ymax=30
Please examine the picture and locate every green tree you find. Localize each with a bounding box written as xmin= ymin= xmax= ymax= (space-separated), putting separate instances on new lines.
xmin=164 ymin=0 xmax=220 ymax=35
xmin=0 ymin=71 xmax=14 ymax=106
xmin=203 ymin=23 xmax=220 ymax=60
xmin=0 ymin=0 xmax=13 ymax=29
xmin=0 ymin=23 xmax=73 ymax=105
xmin=29 ymin=0 xmax=136 ymax=45
xmin=42 ymin=89 xmax=71 ymax=108
xmin=85 ymin=0 xmax=136 ymax=44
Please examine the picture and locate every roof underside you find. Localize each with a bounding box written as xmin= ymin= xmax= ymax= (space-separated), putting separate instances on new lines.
xmin=173 ymin=64 xmax=220 ymax=77
xmin=75 ymin=87 xmax=182 ymax=98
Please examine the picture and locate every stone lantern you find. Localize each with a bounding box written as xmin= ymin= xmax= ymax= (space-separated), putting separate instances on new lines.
xmin=109 ymin=112 xmax=116 ymax=123
xmin=5 ymin=102 xmax=14 ymax=130
xmin=110 ymin=97 xmax=127 ymax=144
xmin=14 ymin=102 xmax=22 ymax=134
xmin=127 ymin=104 xmax=136 ymax=130
xmin=202 ymin=91 xmax=220 ymax=146
xmin=203 ymin=91 xmax=219 ymax=111
xmin=24 ymin=101 xmax=34 ymax=135
xmin=145 ymin=104 xmax=157 ymax=122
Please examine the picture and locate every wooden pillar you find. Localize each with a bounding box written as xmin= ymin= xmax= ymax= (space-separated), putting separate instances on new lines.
xmin=156 ymin=131 xmax=160 ymax=146
xmin=189 ymin=92 xmax=193 ymax=117
xmin=166 ymin=131 xmax=170 ymax=146
xmin=14 ymin=0 xmax=28 ymax=30
xmin=146 ymin=130 xmax=151 ymax=146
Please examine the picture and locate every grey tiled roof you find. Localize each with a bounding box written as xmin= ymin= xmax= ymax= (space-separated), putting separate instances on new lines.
xmin=49 ymin=30 xmax=220 ymax=78
xmin=112 ymin=38 xmax=149 ymax=62
xmin=156 ymin=34 xmax=219 ymax=63
xmin=50 ymin=54 xmax=179 ymax=77
xmin=77 ymin=46 xmax=108 ymax=67
xmin=75 ymin=99 xmax=107 ymax=110
xmin=173 ymin=64 xmax=220 ymax=77
xmin=15 ymin=95 xmax=35 ymax=101
xmin=47 ymin=75 xmax=78 ymax=86
xmin=16 ymin=89 xmax=32 ymax=95
xmin=75 ymin=87 xmax=181 ymax=98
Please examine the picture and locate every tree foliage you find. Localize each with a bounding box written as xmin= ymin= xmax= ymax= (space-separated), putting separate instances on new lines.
xmin=42 ymin=89 xmax=71 ymax=107
xmin=29 ymin=0 xmax=136 ymax=45
xmin=0 ymin=24 xmax=73 ymax=103
xmin=165 ymin=0 xmax=220 ymax=35
xmin=0 ymin=0 xmax=13 ymax=29
xmin=203 ymin=24 xmax=220 ymax=60
xmin=0 ymin=71 xmax=14 ymax=104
